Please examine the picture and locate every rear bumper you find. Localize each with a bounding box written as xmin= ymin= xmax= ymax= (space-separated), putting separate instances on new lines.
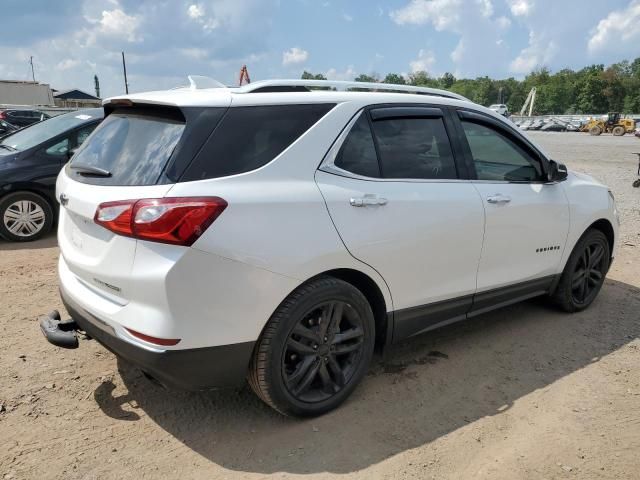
xmin=60 ymin=288 xmax=255 ymax=390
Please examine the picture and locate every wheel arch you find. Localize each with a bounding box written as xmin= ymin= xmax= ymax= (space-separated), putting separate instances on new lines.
xmin=318 ymin=268 xmax=390 ymax=348
xmin=0 ymin=183 xmax=57 ymax=214
xmin=588 ymin=218 xmax=615 ymax=256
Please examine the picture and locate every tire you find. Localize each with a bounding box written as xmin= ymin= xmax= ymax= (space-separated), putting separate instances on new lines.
xmin=612 ymin=126 xmax=625 ymax=136
xmin=589 ymin=126 xmax=602 ymax=136
xmin=0 ymin=191 xmax=54 ymax=242
xmin=551 ymin=229 xmax=610 ymax=313
xmin=248 ymin=276 xmax=375 ymax=417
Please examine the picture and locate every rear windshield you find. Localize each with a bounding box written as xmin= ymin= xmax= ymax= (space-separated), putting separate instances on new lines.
xmin=69 ymin=108 xmax=185 ymax=186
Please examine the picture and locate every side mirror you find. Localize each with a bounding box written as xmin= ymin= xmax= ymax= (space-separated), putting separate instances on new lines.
xmin=548 ymin=160 xmax=568 ymax=182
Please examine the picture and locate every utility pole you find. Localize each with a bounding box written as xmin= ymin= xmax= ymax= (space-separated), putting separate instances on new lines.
xmin=29 ymin=56 xmax=35 ymax=82
xmin=121 ymin=51 xmax=129 ymax=94
xmin=94 ymin=74 xmax=101 ymax=98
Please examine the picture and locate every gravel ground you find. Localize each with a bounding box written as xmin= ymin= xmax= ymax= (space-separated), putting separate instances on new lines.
xmin=0 ymin=132 xmax=639 ymax=480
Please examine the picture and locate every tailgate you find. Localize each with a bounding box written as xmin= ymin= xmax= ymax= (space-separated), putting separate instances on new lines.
xmin=56 ymin=170 xmax=173 ymax=303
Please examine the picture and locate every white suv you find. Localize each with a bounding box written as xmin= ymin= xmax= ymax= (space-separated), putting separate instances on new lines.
xmin=41 ymin=78 xmax=618 ymax=417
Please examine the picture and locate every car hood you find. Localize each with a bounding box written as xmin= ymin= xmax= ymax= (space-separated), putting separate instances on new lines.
xmin=568 ymin=170 xmax=605 ymax=188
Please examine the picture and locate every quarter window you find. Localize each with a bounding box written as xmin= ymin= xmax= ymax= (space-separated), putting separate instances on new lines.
xmin=334 ymin=114 xmax=380 ymax=178
xmin=371 ymin=116 xmax=457 ymax=180
xmin=461 ymin=121 xmax=543 ymax=182
xmin=182 ymin=104 xmax=335 ymax=181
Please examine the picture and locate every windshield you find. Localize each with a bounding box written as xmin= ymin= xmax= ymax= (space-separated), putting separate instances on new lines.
xmin=0 ymin=110 xmax=101 ymax=151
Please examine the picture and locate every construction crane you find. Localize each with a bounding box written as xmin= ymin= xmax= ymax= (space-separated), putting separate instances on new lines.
xmin=519 ymin=87 xmax=536 ymax=116
xmin=239 ymin=65 xmax=251 ymax=86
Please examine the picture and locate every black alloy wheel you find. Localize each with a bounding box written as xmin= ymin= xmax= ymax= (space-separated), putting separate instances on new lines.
xmin=283 ymin=300 xmax=365 ymax=403
xmin=248 ymin=276 xmax=375 ymax=417
xmin=552 ymin=229 xmax=610 ymax=312
xmin=570 ymin=240 xmax=607 ymax=305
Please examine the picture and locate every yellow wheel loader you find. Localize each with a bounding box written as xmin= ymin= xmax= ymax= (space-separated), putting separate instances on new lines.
xmin=582 ymin=112 xmax=636 ymax=136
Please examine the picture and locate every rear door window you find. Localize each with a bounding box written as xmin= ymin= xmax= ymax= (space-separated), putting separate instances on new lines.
xmin=69 ymin=109 xmax=185 ymax=186
xmin=181 ymin=104 xmax=335 ymax=181
xmin=45 ymin=138 xmax=70 ymax=156
xmin=371 ymin=116 xmax=457 ymax=180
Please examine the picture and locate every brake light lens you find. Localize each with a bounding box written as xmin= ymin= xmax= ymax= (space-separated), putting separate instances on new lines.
xmin=94 ymin=197 xmax=227 ymax=246
xmin=0 ymin=111 xmax=6 ymax=119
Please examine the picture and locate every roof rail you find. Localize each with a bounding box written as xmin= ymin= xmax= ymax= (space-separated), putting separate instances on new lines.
xmin=236 ymin=79 xmax=468 ymax=101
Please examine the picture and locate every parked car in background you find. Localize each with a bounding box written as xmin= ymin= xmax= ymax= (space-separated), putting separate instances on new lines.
xmin=0 ymin=119 xmax=19 ymax=139
xmin=0 ymin=108 xmax=50 ymax=127
xmin=40 ymin=79 xmax=618 ymax=417
xmin=0 ymin=108 xmax=103 ymax=241
xmin=488 ymin=104 xmax=509 ymax=116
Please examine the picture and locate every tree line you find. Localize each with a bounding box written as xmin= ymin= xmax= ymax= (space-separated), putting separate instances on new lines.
xmin=302 ymin=57 xmax=640 ymax=115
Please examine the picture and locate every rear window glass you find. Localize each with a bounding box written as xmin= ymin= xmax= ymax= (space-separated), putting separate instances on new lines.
xmin=181 ymin=104 xmax=335 ymax=181
xmin=335 ymin=113 xmax=380 ymax=178
xmin=372 ymin=117 xmax=457 ymax=180
xmin=69 ymin=109 xmax=185 ymax=186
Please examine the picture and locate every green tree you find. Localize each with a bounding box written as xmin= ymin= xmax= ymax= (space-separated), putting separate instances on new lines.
xmin=382 ymin=73 xmax=406 ymax=85
xmin=355 ymin=74 xmax=379 ymax=83
xmin=440 ymin=72 xmax=456 ymax=89
xmin=301 ymin=71 xmax=327 ymax=80
xmin=407 ymin=71 xmax=439 ymax=87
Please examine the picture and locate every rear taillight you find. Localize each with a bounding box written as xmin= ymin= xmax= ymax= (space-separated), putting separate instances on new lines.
xmin=0 ymin=111 xmax=6 ymax=119
xmin=94 ymin=197 xmax=227 ymax=246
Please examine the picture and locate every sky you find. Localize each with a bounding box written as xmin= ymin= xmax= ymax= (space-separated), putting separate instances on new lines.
xmin=1 ymin=0 xmax=639 ymax=98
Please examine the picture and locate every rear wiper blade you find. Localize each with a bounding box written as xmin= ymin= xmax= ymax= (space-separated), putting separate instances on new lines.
xmin=70 ymin=163 xmax=112 ymax=177
xmin=0 ymin=144 xmax=17 ymax=151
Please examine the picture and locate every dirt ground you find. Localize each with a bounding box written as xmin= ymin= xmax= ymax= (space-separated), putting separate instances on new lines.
xmin=1 ymin=132 xmax=639 ymax=480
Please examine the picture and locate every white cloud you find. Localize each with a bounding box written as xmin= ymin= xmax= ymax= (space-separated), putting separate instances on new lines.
xmin=390 ymin=0 xmax=461 ymax=30
xmin=507 ymin=3 xmax=613 ymax=75
xmin=187 ymin=4 xmax=205 ymax=19
xmin=496 ymin=16 xmax=511 ymax=29
xmin=97 ymin=8 xmax=141 ymax=42
xmin=282 ymin=47 xmax=309 ymax=66
xmin=476 ymin=0 xmax=493 ymax=18
xmin=507 ymin=0 xmax=534 ymax=17
xmin=391 ymin=0 xmax=509 ymax=77
xmin=325 ymin=65 xmax=356 ymax=81
xmin=409 ymin=49 xmax=436 ymax=73
xmin=56 ymin=58 xmax=81 ymax=71
xmin=588 ymin=1 xmax=640 ymax=54
xmin=186 ymin=3 xmax=219 ymax=31
xmin=343 ymin=13 xmax=353 ymax=22
xmin=510 ymin=31 xmax=558 ymax=73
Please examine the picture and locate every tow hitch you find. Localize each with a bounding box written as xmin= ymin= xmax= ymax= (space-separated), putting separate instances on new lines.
xmin=39 ymin=310 xmax=80 ymax=349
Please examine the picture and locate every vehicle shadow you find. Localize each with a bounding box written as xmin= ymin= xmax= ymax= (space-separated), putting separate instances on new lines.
xmin=0 ymin=231 xmax=57 ymax=251
xmin=96 ymin=278 xmax=640 ymax=475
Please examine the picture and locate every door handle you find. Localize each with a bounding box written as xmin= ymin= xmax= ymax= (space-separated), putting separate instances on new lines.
xmin=350 ymin=195 xmax=388 ymax=207
xmin=486 ymin=194 xmax=511 ymax=204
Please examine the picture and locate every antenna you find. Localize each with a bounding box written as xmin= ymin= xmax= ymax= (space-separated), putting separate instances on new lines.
xmin=29 ymin=56 xmax=35 ymax=82
xmin=94 ymin=74 xmax=101 ymax=98
xmin=121 ymin=51 xmax=129 ymax=94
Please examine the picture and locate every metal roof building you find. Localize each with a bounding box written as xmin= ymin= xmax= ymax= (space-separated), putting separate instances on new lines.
xmin=0 ymin=80 xmax=55 ymax=106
